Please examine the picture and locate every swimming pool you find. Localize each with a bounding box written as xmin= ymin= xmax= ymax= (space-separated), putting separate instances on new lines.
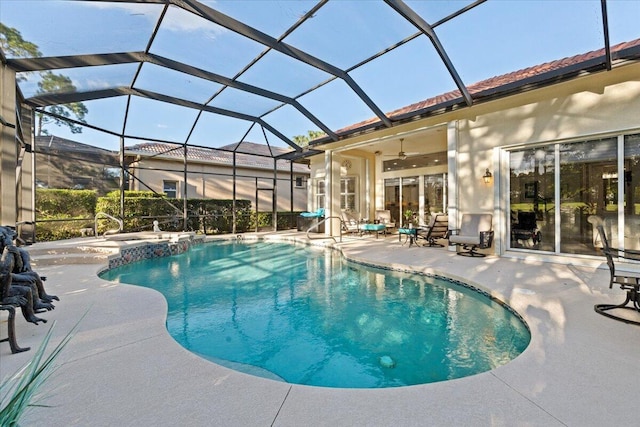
xmin=101 ymin=240 xmax=530 ymax=388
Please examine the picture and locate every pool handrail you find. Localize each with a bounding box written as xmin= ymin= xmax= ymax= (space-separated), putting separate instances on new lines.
xmin=306 ymin=215 xmax=343 ymax=242
xmin=95 ymin=212 xmax=124 ymax=237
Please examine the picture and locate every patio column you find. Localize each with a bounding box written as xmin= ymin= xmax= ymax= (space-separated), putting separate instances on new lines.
xmin=447 ymin=120 xmax=459 ymax=252
xmin=0 ymin=63 xmax=17 ymax=226
xmin=325 ymin=149 xmax=341 ymax=236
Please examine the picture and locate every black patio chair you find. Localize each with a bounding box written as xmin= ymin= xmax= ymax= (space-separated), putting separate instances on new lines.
xmin=594 ymin=225 xmax=640 ymax=326
xmin=418 ymin=214 xmax=449 ymax=247
xmin=511 ymin=211 xmax=540 ymax=247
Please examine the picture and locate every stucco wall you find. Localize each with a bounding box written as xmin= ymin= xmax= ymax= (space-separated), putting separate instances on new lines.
xmin=454 ymin=62 xmax=640 ymax=217
xmin=129 ymin=158 xmax=308 ymax=211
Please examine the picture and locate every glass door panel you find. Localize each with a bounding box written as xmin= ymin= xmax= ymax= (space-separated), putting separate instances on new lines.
xmin=384 ymin=178 xmax=400 ymax=224
xmin=424 ymin=174 xmax=446 ymax=216
xmin=509 ymin=146 xmax=555 ymax=251
xmin=624 ymin=134 xmax=640 ymax=250
xmin=401 ymin=177 xmax=419 ymax=227
xmin=559 ymin=138 xmax=617 ymax=255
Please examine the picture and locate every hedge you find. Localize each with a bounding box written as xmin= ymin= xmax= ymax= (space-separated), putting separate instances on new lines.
xmin=35 ymin=189 xmax=300 ymax=240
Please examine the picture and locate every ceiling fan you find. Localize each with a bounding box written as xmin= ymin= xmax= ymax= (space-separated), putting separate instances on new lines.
xmin=377 ymin=138 xmax=419 ymax=160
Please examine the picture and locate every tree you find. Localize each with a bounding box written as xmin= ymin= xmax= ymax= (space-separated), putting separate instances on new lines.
xmin=35 ymin=72 xmax=88 ymax=135
xmin=0 ymin=24 xmax=87 ymax=135
xmin=292 ymin=130 xmax=326 ymax=147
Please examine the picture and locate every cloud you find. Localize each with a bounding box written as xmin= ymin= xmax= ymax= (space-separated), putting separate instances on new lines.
xmin=80 ymin=1 xmax=228 ymax=37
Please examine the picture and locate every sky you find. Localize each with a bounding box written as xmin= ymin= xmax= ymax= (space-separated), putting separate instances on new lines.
xmin=1 ymin=0 xmax=639 ymax=151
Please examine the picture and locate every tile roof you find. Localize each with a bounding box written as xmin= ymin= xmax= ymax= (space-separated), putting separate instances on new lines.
xmin=35 ymin=135 xmax=116 ymax=156
xmin=335 ymin=38 xmax=640 ymax=135
xmin=125 ymin=142 xmax=309 ymax=174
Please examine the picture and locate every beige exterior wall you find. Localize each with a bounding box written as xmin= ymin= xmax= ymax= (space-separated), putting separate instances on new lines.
xmin=128 ymin=157 xmax=309 ymax=212
xmin=310 ymin=61 xmax=640 ymax=253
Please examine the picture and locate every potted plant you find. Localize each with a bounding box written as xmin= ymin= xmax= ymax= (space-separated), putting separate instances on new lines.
xmin=403 ymin=209 xmax=415 ymax=228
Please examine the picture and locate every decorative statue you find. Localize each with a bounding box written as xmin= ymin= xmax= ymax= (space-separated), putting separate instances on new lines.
xmin=0 ymin=244 xmax=47 ymax=325
xmin=0 ymin=226 xmax=58 ymax=316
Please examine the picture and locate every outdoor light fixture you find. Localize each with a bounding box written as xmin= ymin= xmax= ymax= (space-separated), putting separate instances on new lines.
xmin=483 ymin=168 xmax=493 ymax=184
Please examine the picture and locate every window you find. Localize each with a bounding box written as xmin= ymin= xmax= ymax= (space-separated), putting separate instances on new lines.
xmin=341 ymin=177 xmax=356 ymax=211
xmin=316 ymin=177 xmax=357 ymax=210
xmin=316 ymin=180 xmax=325 ymax=209
xmin=295 ymin=176 xmax=306 ymax=188
xmin=163 ymin=180 xmax=177 ymax=198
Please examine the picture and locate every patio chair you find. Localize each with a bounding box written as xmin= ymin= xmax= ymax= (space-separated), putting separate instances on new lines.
xmin=418 ymin=213 xmax=449 ymax=247
xmin=449 ymin=214 xmax=494 ymax=257
xmin=375 ymin=210 xmax=395 ymax=232
xmin=511 ymin=211 xmax=540 ymax=248
xmin=341 ymin=211 xmax=361 ymax=235
xmin=594 ymin=225 xmax=640 ymax=326
xmin=300 ymin=207 xmax=325 ymax=218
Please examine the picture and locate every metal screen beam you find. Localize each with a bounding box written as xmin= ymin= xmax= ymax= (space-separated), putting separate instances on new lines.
xmin=7 ymin=52 xmax=146 ymax=72
xmin=10 ymin=51 xmax=337 ymax=141
xmin=384 ymin=0 xmax=473 ymax=107
xmin=179 ymin=0 xmax=392 ymax=127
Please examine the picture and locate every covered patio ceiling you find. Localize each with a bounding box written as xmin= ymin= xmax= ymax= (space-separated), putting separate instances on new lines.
xmin=2 ymin=0 xmax=639 ymax=160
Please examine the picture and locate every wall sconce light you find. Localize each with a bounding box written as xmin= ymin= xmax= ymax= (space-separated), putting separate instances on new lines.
xmin=483 ymin=168 xmax=493 ymax=184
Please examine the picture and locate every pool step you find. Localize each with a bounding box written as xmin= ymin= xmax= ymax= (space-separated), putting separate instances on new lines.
xmin=29 ymin=252 xmax=110 ymax=266
xmin=25 ymin=242 xmax=118 ymax=266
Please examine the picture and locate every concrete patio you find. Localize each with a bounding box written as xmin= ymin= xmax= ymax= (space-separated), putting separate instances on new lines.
xmin=1 ymin=232 xmax=637 ymax=426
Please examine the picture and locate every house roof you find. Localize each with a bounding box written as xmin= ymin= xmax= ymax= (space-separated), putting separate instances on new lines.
xmin=35 ymin=135 xmax=117 ymax=156
xmin=333 ymin=38 xmax=640 ymax=136
xmin=125 ymin=142 xmax=310 ymax=174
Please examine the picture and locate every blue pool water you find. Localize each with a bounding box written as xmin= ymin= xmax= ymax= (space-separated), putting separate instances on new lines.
xmin=101 ymin=240 xmax=530 ymax=388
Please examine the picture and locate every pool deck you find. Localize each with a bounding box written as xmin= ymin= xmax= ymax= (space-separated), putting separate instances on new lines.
xmin=1 ymin=231 xmax=638 ymax=426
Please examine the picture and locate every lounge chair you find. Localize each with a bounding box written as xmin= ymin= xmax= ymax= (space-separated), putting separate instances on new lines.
xmin=594 ymin=225 xmax=640 ymax=325
xmin=300 ymin=208 xmax=325 ymax=218
xmin=449 ymin=213 xmax=494 ymax=257
xmin=341 ymin=211 xmax=361 ymax=235
xmin=418 ymin=213 xmax=449 ymax=247
xmin=297 ymin=208 xmax=325 ymax=232
xmin=375 ymin=210 xmax=395 ymax=232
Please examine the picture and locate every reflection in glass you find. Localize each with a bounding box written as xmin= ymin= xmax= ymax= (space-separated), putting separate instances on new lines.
xmin=509 ymin=147 xmax=555 ymax=252
xmin=623 ymin=134 xmax=640 ymax=250
xmin=560 ymin=138 xmax=617 ymax=255
xmin=384 ymin=178 xmax=400 ymax=225
xmin=424 ymin=174 xmax=446 ymax=216
xmin=402 ymin=177 xmax=419 ymax=226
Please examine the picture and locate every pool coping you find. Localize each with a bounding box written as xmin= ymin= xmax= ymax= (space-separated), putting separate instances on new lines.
xmin=3 ymin=231 xmax=639 ymax=426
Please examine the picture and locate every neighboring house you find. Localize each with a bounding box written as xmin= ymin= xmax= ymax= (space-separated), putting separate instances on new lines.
xmin=124 ymin=141 xmax=310 ymax=212
xmin=308 ymin=38 xmax=640 ymax=258
xmin=34 ymin=135 xmax=120 ymax=195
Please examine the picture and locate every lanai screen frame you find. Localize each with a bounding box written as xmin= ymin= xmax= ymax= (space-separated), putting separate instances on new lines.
xmin=0 ymin=0 xmax=628 ymax=236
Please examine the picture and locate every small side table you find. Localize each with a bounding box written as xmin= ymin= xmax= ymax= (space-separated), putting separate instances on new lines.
xmin=398 ymin=227 xmax=418 ymax=246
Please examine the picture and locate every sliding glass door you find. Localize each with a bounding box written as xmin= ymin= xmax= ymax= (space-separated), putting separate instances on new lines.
xmin=508 ymin=133 xmax=640 ymax=254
